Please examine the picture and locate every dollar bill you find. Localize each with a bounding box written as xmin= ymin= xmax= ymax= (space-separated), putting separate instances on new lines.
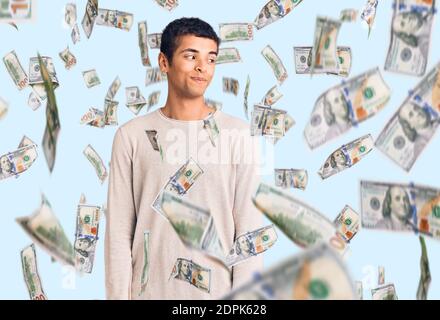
xmin=205 ymin=98 xmax=222 ymax=111
xmin=355 ymin=281 xmax=363 ymax=300
xmin=71 ymin=23 xmax=81 ymax=44
xmin=417 ymin=235 xmax=431 ymax=300
xmin=145 ymin=67 xmax=167 ymax=86
xmin=0 ymin=96 xmax=8 ymax=119
xmin=20 ymin=244 xmax=47 ymax=300
xmin=151 ymin=157 xmax=204 ymax=218
xmin=104 ymin=100 xmax=118 ymax=126
xmin=82 ymin=69 xmax=100 ymax=88
xmin=219 ymin=23 xmax=253 ymax=42
xmin=29 ymin=56 xmax=58 ymax=90
xmin=154 ymin=0 xmax=178 ymax=11
xmin=261 ymin=45 xmax=288 ymax=84
xmin=340 ymin=9 xmax=358 ymax=22
xmin=371 ymin=283 xmax=398 ymax=300
xmin=254 ymin=0 xmax=304 ymax=30
xmin=139 ymin=231 xmax=150 ymax=296
xmin=225 ymin=225 xmax=278 ymax=267
xmin=304 ymin=67 xmax=391 ymax=149
xmin=16 ymin=194 xmax=75 ymax=266
xmin=125 ymin=86 xmax=147 ymax=115
xmin=378 ymin=266 xmax=385 ymax=285
xmin=203 ymin=113 xmax=220 ymax=147
xmin=86 ymin=107 xmax=106 ymax=128
xmin=138 ymin=21 xmax=151 ymax=66
xmin=274 ymin=169 xmax=308 ymax=190
xmin=273 ymin=113 xmax=295 ymax=144
xmin=65 ymin=3 xmax=77 ymax=28
xmin=311 ymin=17 xmax=341 ymax=75
xmin=0 ymin=0 xmax=34 ymax=22
xmin=223 ymin=243 xmax=355 ymax=300
xmin=333 ymin=205 xmax=360 ymax=242
xmin=376 ymin=62 xmax=440 ymax=171
xmin=74 ymin=203 xmax=101 ymax=273
xmin=81 ymin=0 xmax=98 ymax=39
xmin=147 ymin=90 xmax=161 ymax=112
xmin=361 ymin=0 xmax=378 ymax=37
xmin=294 ymin=46 xmax=352 ymax=77
xmin=222 ymin=77 xmax=239 ymax=96
xmin=147 ymin=33 xmax=162 ymax=49
xmin=145 ymin=130 xmax=163 ymax=160
xmin=58 ymin=47 xmax=77 ymax=70
xmin=262 ymin=85 xmax=283 ymax=106
xmin=28 ymin=91 xmax=41 ymax=111
xmin=170 ymin=258 xmax=211 ymax=293
xmin=3 ymin=50 xmax=28 ymax=90
xmin=83 ymin=144 xmax=108 ymax=183
xmin=318 ymin=134 xmax=374 ymax=179
xmin=105 ymin=76 xmax=121 ymax=102
xmin=160 ymin=191 xmax=225 ymax=261
xmin=96 ymin=8 xmax=133 ymax=31
xmin=216 ymin=47 xmax=242 ymax=64
xmin=38 ymin=54 xmax=60 ymax=173
xmin=80 ymin=107 xmax=99 ymax=126
xmin=253 ymin=182 xmax=349 ymax=255
xmin=384 ymin=0 xmax=435 ymax=76
xmin=0 ymin=141 xmax=37 ymax=181
xmin=243 ymin=75 xmax=250 ymax=119
xmin=250 ymin=104 xmax=286 ymax=140
xmin=360 ymin=180 xmax=440 ymax=238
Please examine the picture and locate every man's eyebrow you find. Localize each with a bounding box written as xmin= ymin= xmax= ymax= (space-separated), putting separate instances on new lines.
xmin=179 ymin=48 xmax=218 ymax=55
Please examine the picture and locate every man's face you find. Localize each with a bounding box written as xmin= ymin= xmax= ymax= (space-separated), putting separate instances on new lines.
xmin=389 ymin=187 xmax=409 ymax=219
xmin=393 ymin=12 xmax=421 ymax=34
xmin=399 ymin=103 xmax=429 ymax=130
xmin=160 ymin=34 xmax=218 ymax=99
xmin=0 ymin=156 xmax=12 ymax=173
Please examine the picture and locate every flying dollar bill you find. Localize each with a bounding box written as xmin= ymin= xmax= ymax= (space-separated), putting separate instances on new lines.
xmin=81 ymin=0 xmax=98 ymax=39
xmin=253 ymin=182 xmax=349 ymax=255
xmin=216 ymin=47 xmax=242 ymax=64
xmin=147 ymin=33 xmax=162 ymax=49
xmin=16 ymin=194 xmax=75 ymax=266
xmin=65 ymin=3 xmax=77 ymax=28
xmin=243 ymin=75 xmax=250 ymax=120
xmin=0 ymin=0 xmax=34 ymax=22
xmin=304 ymin=67 xmax=391 ymax=149
xmin=147 ymin=90 xmax=161 ymax=112
xmin=0 ymin=138 xmax=37 ymax=181
xmin=125 ymin=86 xmax=147 ymax=115
xmin=333 ymin=205 xmax=360 ymax=242
xmin=311 ymin=17 xmax=341 ymax=75
xmin=139 ymin=231 xmax=150 ymax=296
xmin=371 ymin=283 xmax=398 ymax=300
xmin=417 ymin=235 xmax=431 ymax=300
xmin=318 ymin=134 xmax=374 ymax=179
xmin=138 ymin=21 xmax=151 ymax=66
xmin=261 ymin=45 xmax=288 ymax=84
xmin=203 ymin=113 xmax=220 ymax=147
xmin=222 ymin=77 xmax=239 ymax=96
xmin=384 ymin=0 xmax=435 ymax=76
xmin=219 ymin=23 xmax=253 ymax=42
xmin=154 ymin=0 xmax=178 ymax=11
xmin=105 ymin=76 xmax=121 ymax=102
xmin=223 ymin=243 xmax=355 ymax=300
xmin=82 ymin=69 xmax=100 ymax=88
xmin=170 ymin=258 xmax=211 ymax=293
xmin=274 ymin=168 xmax=308 ymax=190
xmin=254 ymin=0 xmax=304 ymax=30
xmin=225 ymin=225 xmax=278 ymax=267
xmin=96 ymin=8 xmax=133 ymax=31
xmin=83 ymin=144 xmax=108 ymax=183
xmin=71 ymin=23 xmax=81 ymax=44
xmin=340 ymin=9 xmax=358 ymax=23
xmin=361 ymin=0 xmax=378 ymax=37
xmin=376 ymin=62 xmax=440 ymax=171
xmin=145 ymin=67 xmax=167 ymax=86
xmin=251 ymin=104 xmax=286 ymax=140
xmin=360 ymin=180 xmax=440 ymax=238
xmin=378 ymin=266 xmax=385 ymax=285
xmin=29 ymin=56 xmax=59 ymax=100
xmin=0 ymin=96 xmax=8 ymax=119
xmin=104 ymin=100 xmax=118 ymax=126
xmin=58 ymin=47 xmax=77 ymax=70
xmin=145 ymin=130 xmax=163 ymax=160
xmin=205 ymin=98 xmax=223 ymax=111
xmin=20 ymin=244 xmax=47 ymax=300
xmin=262 ymin=85 xmax=283 ymax=106
xmin=3 ymin=50 xmax=29 ymax=90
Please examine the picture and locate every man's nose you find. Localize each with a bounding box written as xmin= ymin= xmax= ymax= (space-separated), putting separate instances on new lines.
xmin=195 ymin=61 xmax=206 ymax=73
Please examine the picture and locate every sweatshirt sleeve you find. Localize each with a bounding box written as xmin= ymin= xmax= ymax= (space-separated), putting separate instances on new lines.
xmin=231 ymin=133 xmax=264 ymax=290
xmin=105 ymin=127 xmax=137 ymax=300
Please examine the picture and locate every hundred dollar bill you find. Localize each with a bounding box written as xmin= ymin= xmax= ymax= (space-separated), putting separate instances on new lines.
xmin=384 ymin=0 xmax=435 ymax=76
xmin=318 ymin=134 xmax=374 ymax=179
xmin=304 ymin=67 xmax=391 ymax=149
xmin=104 ymin=100 xmax=118 ymax=126
xmin=223 ymin=243 xmax=355 ymax=300
xmin=74 ymin=203 xmax=101 ymax=273
xmin=80 ymin=107 xmax=101 ymax=127
xmin=83 ymin=144 xmax=108 ymax=183
xmin=376 ymin=62 xmax=440 ymax=171
xmin=82 ymin=69 xmax=100 ymax=88
xmin=355 ymin=281 xmax=363 ymax=300
xmin=417 ymin=235 xmax=431 ymax=300
xmin=138 ymin=21 xmax=151 ymax=66
xmin=243 ymin=75 xmax=250 ymax=119
xmin=170 ymin=258 xmax=211 ymax=293
xmin=360 ymin=180 xmax=440 ymax=238
xmin=160 ymin=191 xmax=225 ymax=261
xmin=261 ymin=45 xmax=288 ymax=84
xmin=29 ymin=56 xmax=58 ymax=93
xmin=295 ymin=46 xmax=352 ymax=77
xmin=16 ymin=194 xmax=75 ymax=266
xmin=378 ymin=266 xmax=385 ymax=285
xmin=151 ymin=157 xmax=204 ymax=218
xmin=311 ymin=17 xmax=342 ymax=75
xmin=0 ymin=0 xmax=34 ymax=22
xmin=0 ymin=142 xmax=37 ymax=181
xmin=219 ymin=23 xmax=253 ymax=42
xmin=203 ymin=113 xmax=220 ymax=147
xmin=361 ymin=0 xmax=378 ymax=37
xmin=65 ymin=3 xmax=76 ymax=28
xmin=81 ymin=0 xmax=98 ymax=39
xmin=225 ymin=225 xmax=278 ymax=267
xmin=262 ymin=85 xmax=283 ymax=106
xmin=38 ymin=54 xmax=60 ymax=173
xmin=205 ymin=98 xmax=222 ymax=111
xmin=3 ymin=50 xmax=28 ymax=90
xmin=333 ymin=205 xmax=360 ymax=242
xmin=0 ymin=97 xmax=8 ymax=119
xmin=222 ymin=77 xmax=239 ymax=96
xmin=250 ymin=104 xmax=286 ymax=140
xmin=58 ymin=47 xmax=76 ymax=70
xmin=154 ymin=0 xmax=178 ymax=11
xmin=274 ymin=113 xmax=295 ymax=144
xmin=340 ymin=9 xmax=358 ymax=22
xmin=216 ymin=47 xmax=242 ymax=64
xmin=139 ymin=231 xmax=150 ymax=296
xmin=96 ymin=8 xmax=133 ymax=31
xmin=145 ymin=67 xmax=167 ymax=86
xmin=105 ymin=76 xmax=121 ymax=102
xmin=274 ymin=169 xmax=308 ymax=190
xmin=126 ymin=86 xmax=146 ymax=115
xmin=71 ymin=23 xmax=80 ymax=44
xmin=253 ymin=182 xmax=349 ymax=255
xmin=371 ymin=283 xmax=398 ymax=300
xmin=145 ymin=130 xmax=163 ymax=160
xmin=147 ymin=33 xmax=162 ymax=49
xmin=147 ymin=90 xmax=160 ymax=112
xmin=28 ymin=92 xmax=41 ymax=111
xmin=21 ymin=244 xmax=47 ymax=300
xmin=254 ymin=0 xmax=304 ymax=30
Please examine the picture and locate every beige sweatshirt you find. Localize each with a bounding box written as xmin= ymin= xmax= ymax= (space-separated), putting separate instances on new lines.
xmin=105 ymin=108 xmax=264 ymax=299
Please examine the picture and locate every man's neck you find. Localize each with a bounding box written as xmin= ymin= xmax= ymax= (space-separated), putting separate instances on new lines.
xmin=161 ymin=94 xmax=214 ymax=121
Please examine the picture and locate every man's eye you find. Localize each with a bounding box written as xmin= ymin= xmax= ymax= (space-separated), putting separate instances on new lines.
xmin=185 ymin=55 xmax=196 ymax=59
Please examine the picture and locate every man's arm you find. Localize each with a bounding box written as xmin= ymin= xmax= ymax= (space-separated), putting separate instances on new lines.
xmin=105 ymin=127 xmax=137 ymax=299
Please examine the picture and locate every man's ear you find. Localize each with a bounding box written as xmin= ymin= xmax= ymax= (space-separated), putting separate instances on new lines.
xmin=158 ymin=52 xmax=170 ymax=73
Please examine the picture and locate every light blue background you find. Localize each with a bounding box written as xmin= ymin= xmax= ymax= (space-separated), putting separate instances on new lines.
xmin=0 ymin=0 xmax=439 ymax=300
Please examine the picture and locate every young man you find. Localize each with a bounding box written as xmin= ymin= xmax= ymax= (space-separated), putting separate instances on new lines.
xmin=105 ymin=17 xmax=263 ymax=299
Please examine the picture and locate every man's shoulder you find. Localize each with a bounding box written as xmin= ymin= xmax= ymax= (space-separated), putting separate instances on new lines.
xmin=217 ymin=111 xmax=249 ymax=130
xmin=118 ymin=110 xmax=159 ymax=135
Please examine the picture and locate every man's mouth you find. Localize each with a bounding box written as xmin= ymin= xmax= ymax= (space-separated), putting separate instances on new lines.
xmin=191 ymin=77 xmax=207 ymax=84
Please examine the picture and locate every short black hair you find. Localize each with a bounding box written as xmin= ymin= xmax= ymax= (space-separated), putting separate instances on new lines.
xmin=160 ymin=17 xmax=221 ymax=64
